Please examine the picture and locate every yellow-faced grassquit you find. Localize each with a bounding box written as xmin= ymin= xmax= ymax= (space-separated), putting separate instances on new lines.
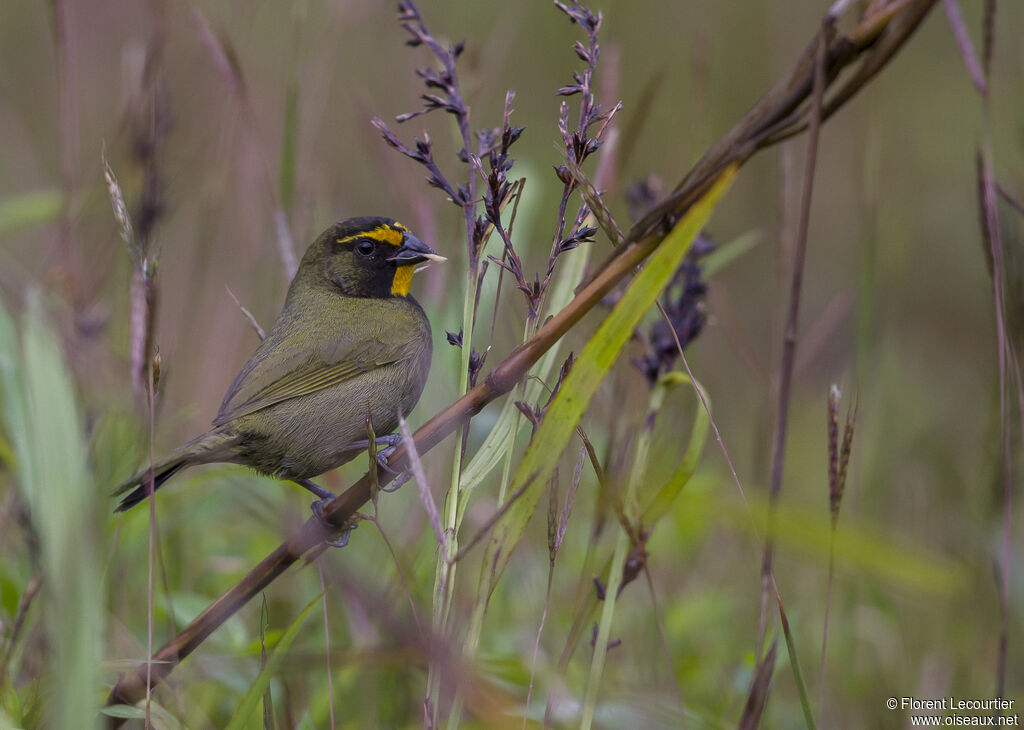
xmin=114 ymin=216 xmax=445 ymax=513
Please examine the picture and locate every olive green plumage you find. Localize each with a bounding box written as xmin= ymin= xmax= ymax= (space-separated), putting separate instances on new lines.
xmin=114 ymin=216 xmax=444 ymax=511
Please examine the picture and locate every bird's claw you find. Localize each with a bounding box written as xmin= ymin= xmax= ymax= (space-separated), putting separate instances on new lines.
xmin=310 ymin=499 xmax=355 ymax=548
xmin=375 ymin=445 xmax=399 ymax=474
xmin=360 ymin=434 xmax=410 ymax=488
xmin=382 ymin=471 xmax=411 ymax=493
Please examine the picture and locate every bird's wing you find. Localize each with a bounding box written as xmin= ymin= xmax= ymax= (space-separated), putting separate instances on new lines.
xmin=212 ymin=336 xmax=406 ymax=426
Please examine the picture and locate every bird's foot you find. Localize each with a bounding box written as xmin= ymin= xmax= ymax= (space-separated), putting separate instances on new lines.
xmin=382 ymin=471 xmax=411 ymax=493
xmin=294 ymin=478 xmax=336 ymax=501
xmin=350 ymin=434 xmax=405 ymax=475
xmin=310 ymin=498 xmax=355 ymax=548
xmin=370 ymin=435 xmax=414 ymax=492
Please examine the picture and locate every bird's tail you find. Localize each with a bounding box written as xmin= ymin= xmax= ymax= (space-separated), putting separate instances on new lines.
xmin=113 ymin=455 xmax=189 ymax=512
xmin=113 ymin=430 xmax=236 ymax=512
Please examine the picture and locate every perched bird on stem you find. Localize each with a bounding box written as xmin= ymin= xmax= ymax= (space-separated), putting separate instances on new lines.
xmin=115 ymin=216 xmax=445 ymax=527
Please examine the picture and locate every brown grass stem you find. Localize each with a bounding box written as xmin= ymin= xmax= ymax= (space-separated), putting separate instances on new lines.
xmin=758 ymin=20 xmax=829 ymax=660
xmin=942 ymin=0 xmax=988 ymax=97
xmin=979 ymin=132 xmax=1011 ymax=705
xmin=51 ymin=0 xmax=79 ymax=297
xmin=225 ymin=286 xmax=267 ymax=340
xmin=973 ymin=2 xmax=1011 ymax=699
xmin=0 ymin=574 xmax=41 ymax=689
xmin=188 ymin=5 xmax=298 ymax=279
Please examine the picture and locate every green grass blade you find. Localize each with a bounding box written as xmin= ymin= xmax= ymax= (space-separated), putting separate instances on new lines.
xmin=640 ymin=373 xmax=710 ymax=524
xmin=465 ymin=168 xmax=737 ymax=659
xmin=101 ymin=700 xmax=184 ymax=729
xmin=661 ymin=489 xmax=965 ymax=593
xmin=0 ymin=303 xmax=31 ymax=496
xmin=0 ymin=189 xmax=63 ymax=238
xmin=700 ymin=228 xmax=762 ymax=278
xmin=16 ymin=292 xmax=102 ymax=729
xmin=778 ymin=597 xmax=817 ymax=730
xmin=224 ymin=592 xmax=321 ymax=730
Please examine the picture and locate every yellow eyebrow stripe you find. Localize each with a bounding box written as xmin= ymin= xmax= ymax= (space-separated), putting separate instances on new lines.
xmin=336 ymin=224 xmax=405 ymax=247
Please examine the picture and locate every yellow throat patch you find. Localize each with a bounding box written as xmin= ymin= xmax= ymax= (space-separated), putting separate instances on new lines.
xmin=391 ymin=264 xmax=416 ymax=297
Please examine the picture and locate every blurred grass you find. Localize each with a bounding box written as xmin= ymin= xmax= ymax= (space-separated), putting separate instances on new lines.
xmin=224 ymin=592 xmax=319 ymax=730
xmin=0 ymin=0 xmax=1021 ymax=727
xmin=1 ymin=294 xmax=103 ymax=729
xmin=0 ymin=190 xmax=63 ymax=239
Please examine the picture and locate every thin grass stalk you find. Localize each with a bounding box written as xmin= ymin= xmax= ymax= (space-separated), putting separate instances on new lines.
xmin=524 ymin=448 xmax=584 ymax=727
xmin=759 ymin=21 xmax=829 ymax=657
xmin=738 ymin=639 xmax=777 ymax=730
xmin=819 ymin=384 xmax=856 ymax=720
xmin=979 ymin=122 xmax=1011 ymax=705
xmin=971 ymin=2 xmax=1012 ymax=701
xmin=223 ymin=594 xmax=321 ymax=730
xmin=942 ymin=0 xmax=988 ymax=96
xmin=544 ymin=530 xmax=600 ymax=728
xmin=819 ymin=386 xmax=839 ymax=719
xmin=580 ymin=526 xmax=628 ymax=730
xmin=318 ymin=562 xmax=336 ymax=730
xmin=52 ymin=0 xmax=79 ymax=292
xmin=187 ymin=5 xmax=297 ymax=278
xmin=257 ymin=597 xmax=272 ymax=729
xmin=776 ymin=588 xmax=816 ymax=730
xmin=819 ymin=528 xmax=837 ymax=715
xmin=639 ymin=550 xmax=681 ymax=708
xmin=360 ymin=511 xmax=425 ymax=640
xmin=278 ymin=1 xmax=303 ymax=218
xmin=524 ymin=568 xmax=554 ymax=730
xmin=0 ymin=574 xmax=41 ymax=689
xmin=145 ymin=367 xmax=156 ymax=729
xmin=495 ymin=320 xmax=534 ymax=508
xmin=675 ymin=309 xmax=755 ymax=531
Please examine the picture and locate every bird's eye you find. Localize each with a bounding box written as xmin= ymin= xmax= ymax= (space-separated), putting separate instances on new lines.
xmin=355 ymin=240 xmax=375 ymax=257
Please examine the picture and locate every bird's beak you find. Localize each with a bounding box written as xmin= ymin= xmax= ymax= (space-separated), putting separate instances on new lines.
xmin=388 ymin=233 xmax=447 ymax=266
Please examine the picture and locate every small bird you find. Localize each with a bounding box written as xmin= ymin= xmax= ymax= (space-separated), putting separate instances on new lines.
xmin=114 ymin=216 xmax=445 ymax=514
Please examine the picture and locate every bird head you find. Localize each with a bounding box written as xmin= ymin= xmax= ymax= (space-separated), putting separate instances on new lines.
xmin=299 ymin=216 xmax=446 ymax=298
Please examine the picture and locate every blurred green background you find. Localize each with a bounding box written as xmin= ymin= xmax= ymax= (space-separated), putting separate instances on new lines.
xmin=0 ymin=0 xmax=1022 ymax=727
